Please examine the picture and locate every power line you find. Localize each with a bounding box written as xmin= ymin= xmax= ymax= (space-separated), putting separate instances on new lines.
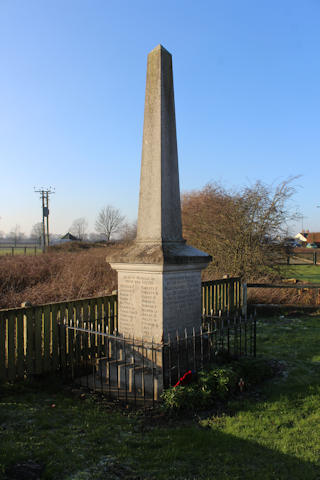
xmin=34 ymin=187 xmax=55 ymax=252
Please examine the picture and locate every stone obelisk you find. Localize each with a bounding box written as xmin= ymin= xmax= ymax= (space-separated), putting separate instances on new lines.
xmin=109 ymin=45 xmax=211 ymax=343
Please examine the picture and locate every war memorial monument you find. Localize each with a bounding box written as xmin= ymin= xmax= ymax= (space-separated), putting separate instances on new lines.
xmin=108 ymin=45 xmax=211 ymax=344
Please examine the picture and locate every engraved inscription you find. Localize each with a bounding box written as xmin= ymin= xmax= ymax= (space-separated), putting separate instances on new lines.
xmin=163 ymin=272 xmax=201 ymax=335
xmin=118 ymin=272 xmax=162 ymax=339
xmin=118 ymin=270 xmax=202 ymax=341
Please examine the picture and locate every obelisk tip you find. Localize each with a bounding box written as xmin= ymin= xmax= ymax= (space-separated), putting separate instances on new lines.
xmin=149 ymin=44 xmax=171 ymax=56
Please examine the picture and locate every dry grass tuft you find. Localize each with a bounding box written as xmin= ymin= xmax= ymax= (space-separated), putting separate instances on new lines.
xmin=2 ymin=241 xmax=318 ymax=310
xmin=0 ymin=244 xmax=117 ymax=309
xmin=248 ymin=286 xmax=320 ymax=306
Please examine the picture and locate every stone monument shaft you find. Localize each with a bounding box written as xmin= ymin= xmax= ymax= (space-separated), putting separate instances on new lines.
xmin=109 ymin=45 xmax=211 ymax=343
xmin=137 ymin=45 xmax=183 ymax=244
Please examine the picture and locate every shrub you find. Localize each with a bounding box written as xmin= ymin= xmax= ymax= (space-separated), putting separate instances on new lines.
xmin=161 ymin=385 xmax=205 ymax=411
xmin=161 ymin=357 xmax=275 ymax=412
xmin=181 ymin=179 xmax=298 ymax=280
xmin=0 ymin=246 xmax=117 ymax=308
xmin=197 ymin=366 xmax=238 ymax=400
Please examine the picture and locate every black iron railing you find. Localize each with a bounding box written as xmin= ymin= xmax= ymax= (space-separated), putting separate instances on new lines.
xmin=63 ymin=313 xmax=256 ymax=405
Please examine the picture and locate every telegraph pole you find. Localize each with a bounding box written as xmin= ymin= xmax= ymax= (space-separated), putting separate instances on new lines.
xmin=34 ymin=187 xmax=55 ymax=252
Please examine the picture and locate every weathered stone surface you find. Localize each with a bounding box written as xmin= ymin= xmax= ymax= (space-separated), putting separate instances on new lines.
xmin=108 ymin=44 xmax=211 ymax=266
xmin=108 ymin=45 xmax=211 ymax=343
xmin=115 ymin=264 xmax=203 ymax=342
xmin=137 ymin=44 xmax=183 ymax=245
xmin=107 ymin=240 xmax=210 ymax=265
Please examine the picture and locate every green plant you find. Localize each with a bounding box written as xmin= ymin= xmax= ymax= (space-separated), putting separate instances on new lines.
xmin=161 ymin=358 xmax=273 ymax=412
xmin=161 ymin=385 xmax=204 ymax=411
xmin=198 ymin=366 xmax=238 ymax=399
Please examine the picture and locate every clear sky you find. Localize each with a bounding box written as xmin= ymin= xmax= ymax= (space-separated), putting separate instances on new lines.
xmin=0 ymin=0 xmax=319 ymax=236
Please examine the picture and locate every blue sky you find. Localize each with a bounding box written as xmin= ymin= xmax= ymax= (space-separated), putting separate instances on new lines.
xmin=0 ymin=0 xmax=319 ymax=236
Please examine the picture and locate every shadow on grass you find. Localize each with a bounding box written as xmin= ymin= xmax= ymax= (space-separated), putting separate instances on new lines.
xmin=1 ymin=379 xmax=320 ymax=480
xmin=147 ymin=425 xmax=320 ymax=480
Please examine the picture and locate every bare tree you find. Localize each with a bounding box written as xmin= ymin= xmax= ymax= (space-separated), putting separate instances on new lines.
xmin=69 ymin=217 xmax=88 ymax=240
xmin=9 ymin=224 xmax=25 ymax=246
xmin=95 ymin=206 xmax=125 ymax=241
xmin=30 ymin=222 xmax=43 ymax=245
xmin=119 ymin=220 xmax=137 ymax=242
xmin=181 ymin=178 xmax=298 ymax=280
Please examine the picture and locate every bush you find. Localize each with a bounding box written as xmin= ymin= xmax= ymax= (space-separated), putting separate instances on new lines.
xmin=181 ymin=179 xmax=298 ymax=280
xmin=197 ymin=366 xmax=238 ymax=400
xmin=0 ymin=246 xmax=117 ymax=308
xmin=161 ymin=385 xmax=205 ymax=411
xmin=161 ymin=357 xmax=275 ymax=412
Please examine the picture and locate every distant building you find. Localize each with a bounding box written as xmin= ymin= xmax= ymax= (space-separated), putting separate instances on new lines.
xmin=295 ymin=232 xmax=308 ymax=243
xmin=295 ymin=231 xmax=320 ymax=247
xmin=60 ymin=232 xmax=80 ymax=243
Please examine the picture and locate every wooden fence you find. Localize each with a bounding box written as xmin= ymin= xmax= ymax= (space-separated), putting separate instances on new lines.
xmin=0 ymin=277 xmax=244 ymax=382
xmin=246 ymin=282 xmax=320 ymax=309
xmin=201 ymin=277 xmax=243 ymax=316
xmin=0 ymin=295 xmax=117 ymax=381
xmin=0 ymin=245 xmax=40 ymax=256
xmin=284 ymin=251 xmax=319 ymax=265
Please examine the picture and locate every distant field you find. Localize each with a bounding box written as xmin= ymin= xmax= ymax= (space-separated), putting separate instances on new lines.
xmin=0 ymin=246 xmax=41 ymax=256
xmin=280 ymin=265 xmax=320 ymax=283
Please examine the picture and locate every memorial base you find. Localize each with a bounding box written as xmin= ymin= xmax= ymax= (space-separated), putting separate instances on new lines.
xmin=110 ymin=262 xmax=208 ymax=343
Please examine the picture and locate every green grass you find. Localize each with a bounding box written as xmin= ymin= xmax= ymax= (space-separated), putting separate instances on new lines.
xmin=1 ymin=316 xmax=320 ymax=479
xmin=279 ymin=264 xmax=320 ymax=283
xmin=0 ymin=247 xmax=41 ymax=256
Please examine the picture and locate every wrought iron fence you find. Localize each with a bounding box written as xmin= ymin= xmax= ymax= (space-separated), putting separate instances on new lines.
xmin=0 ymin=278 xmax=248 ymax=383
xmin=163 ymin=314 xmax=256 ymax=389
xmin=66 ymin=325 xmax=162 ymax=406
xmin=63 ymin=313 xmax=256 ymax=405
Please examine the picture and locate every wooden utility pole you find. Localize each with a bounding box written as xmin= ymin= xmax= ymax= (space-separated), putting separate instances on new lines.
xmin=34 ymin=187 xmax=55 ymax=252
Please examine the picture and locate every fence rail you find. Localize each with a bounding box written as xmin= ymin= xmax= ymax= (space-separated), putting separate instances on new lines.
xmin=67 ymin=313 xmax=256 ymax=405
xmin=202 ymin=277 xmax=243 ymax=316
xmin=0 ymin=295 xmax=117 ymax=381
xmin=247 ymin=283 xmax=320 ymax=289
xmin=0 ymin=245 xmax=41 ymax=256
xmin=246 ymin=282 xmax=320 ymax=309
xmin=284 ymin=251 xmax=319 ymax=265
xmin=0 ymin=276 xmax=245 ymax=382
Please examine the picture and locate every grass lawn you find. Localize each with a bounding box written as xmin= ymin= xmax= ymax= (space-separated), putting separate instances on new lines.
xmin=280 ymin=264 xmax=320 ymax=283
xmin=1 ymin=315 xmax=320 ymax=479
xmin=0 ymin=247 xmax=40 ymax=256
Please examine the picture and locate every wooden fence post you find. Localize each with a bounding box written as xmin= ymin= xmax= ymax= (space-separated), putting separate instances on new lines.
xmin=241 ymin=283 xmax=247 ymax=318
xmin=0 ymin=312 xmax=6 ymax=380
xmin=1 ymin=282 xmax=246 ymax=383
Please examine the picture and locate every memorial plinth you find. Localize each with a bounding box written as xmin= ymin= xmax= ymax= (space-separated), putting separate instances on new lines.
xmin=108 ymin=45 xmax=211 ymax=343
